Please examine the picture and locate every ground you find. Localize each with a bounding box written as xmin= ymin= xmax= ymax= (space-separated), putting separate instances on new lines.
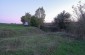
xmin=0 ymin=24 xmax=85 ymax=55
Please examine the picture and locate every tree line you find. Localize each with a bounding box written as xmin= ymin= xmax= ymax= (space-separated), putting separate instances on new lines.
xmin=21 ymin=1 xmax=85 ymax=39
xmin=21 ymin=7 xmax=45 ymax=28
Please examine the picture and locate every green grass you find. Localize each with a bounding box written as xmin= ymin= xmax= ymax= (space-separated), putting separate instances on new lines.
xmin=0 ymin=24 xmax=44 ymax=38
xmin=0 ymin=24 xmax=85 ymax=55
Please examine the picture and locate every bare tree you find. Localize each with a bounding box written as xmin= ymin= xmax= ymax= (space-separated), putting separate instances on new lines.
xmin=72 ymin=1 xmax=85 ymax=38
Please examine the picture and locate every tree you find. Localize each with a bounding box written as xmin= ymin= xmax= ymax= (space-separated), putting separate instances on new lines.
xmin=72 ymin=1 xmax=85 ymax=38
xmin=72 ymin=1 xmax=85 ymax=21
xmin=35 ymin=7 xmax=46 ymax=27
xmin=21 ymin=7 xmax=46 ymax=28
xmin=25 ymin=13 xmax=31 ymax=22
xmin=54 ymin=11 xmax=71 ymax=30
xmin=30 ymin=16 xmax=39 ymax=27
xmin=21 ymin=13 xmax=31 ymax=25
xmin=21 ymin=16 xmax=25 ymax=24
xmin=35 ymin=7 xmax=45 ymax=19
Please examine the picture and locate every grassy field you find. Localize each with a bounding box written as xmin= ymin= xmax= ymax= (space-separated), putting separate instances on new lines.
xmin=0 ymin=24 xmax=85 ymax=55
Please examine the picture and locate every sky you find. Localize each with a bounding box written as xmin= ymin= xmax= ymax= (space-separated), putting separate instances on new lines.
xmin=0 ymin=0 xmax=85 ymax=24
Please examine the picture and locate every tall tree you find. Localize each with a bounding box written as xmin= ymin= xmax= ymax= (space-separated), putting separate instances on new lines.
xmin=54 ymin=11 xmax=70 ymax=30
xmin=72 ymin=1 xmax=85 ymax=37
xmin=35 ymin=7 xmax=45 ymax=19
xmin=21 ymin=7 xmax=46 ymax=27
xmin=35 ymin=7 xmax=46 ymax=27
xmin=24 ymin=13 xmax=31 ymax=22
xmin=72 ymin=1 xmax=85 ymax=22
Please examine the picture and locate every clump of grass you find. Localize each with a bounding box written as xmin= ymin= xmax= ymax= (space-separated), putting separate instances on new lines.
xmin=0 ymin=38 xmax=22 ymax=52
xmin=0 ymin=29 xmax=17 ymax=38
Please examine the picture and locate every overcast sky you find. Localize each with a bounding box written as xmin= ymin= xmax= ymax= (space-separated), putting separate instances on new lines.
xmin=0 ymin=0 xmax=85 ymax=24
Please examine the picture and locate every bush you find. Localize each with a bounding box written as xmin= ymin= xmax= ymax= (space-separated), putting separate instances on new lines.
xmin=54 ymin=11 xmax=71 ymax=31
xmin=30 ymin=16 xmax=39 ymax=27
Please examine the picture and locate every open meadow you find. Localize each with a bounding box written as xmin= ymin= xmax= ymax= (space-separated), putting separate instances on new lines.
xmin=0 ymin=24 xmax=85 ymax=55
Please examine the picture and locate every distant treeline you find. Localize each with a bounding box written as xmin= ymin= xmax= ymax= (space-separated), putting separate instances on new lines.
xmin=20 ymin=1 xmax=85 ymax=39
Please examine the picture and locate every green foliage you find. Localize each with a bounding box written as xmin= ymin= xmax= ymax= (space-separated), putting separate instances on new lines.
xmin=52 ymin=40 xmax=85 ymax=55
xmin=0 ymin=24 xmax=44 ymax=38
xmin=21 ymin=16 xmax=25 ymax=24
xmin=21 ymin=13 xmax=31 ymax=25
xmin=34 ymin=7 xmax=45 ymax=27
xmin=21 ymin=15 xmax=44 ymax=28
xmin=21 ymin=7 xmax=45 ymax=27
xmin=24 ymin=13 xmax=31 ymax=22
xmin=0 ymin=24 xmax=85 ymax=55
xmin=54 ymin=11 xmax=71 ymax=30
xmin=30 ymin=16 xmax=39 ymax=27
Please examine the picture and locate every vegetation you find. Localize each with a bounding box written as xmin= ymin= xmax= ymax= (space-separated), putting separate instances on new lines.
xmin=0 ymin=24 xmax=44 ymax=38
xmin=0 ymin=24 xmax=85 ymax=55
xmin=69 ymin=1 xmax=85 ymax=38
xmin=0 ymin=1 xmax=85 ymax=55
xmin=30 ymin=16 xmax=39 ymax=27
xmin=21 ymin=7 xmax=45 ymax=27
xmin=21 ymin=13 xmax=31 ymax=25
xmin=52 ymin=1 xmax=85 ymax=39
xmin=54 ymin=10 xmax=71 ymax=31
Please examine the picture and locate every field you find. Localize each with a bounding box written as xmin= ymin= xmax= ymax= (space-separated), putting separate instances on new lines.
xmin=0 ymin=24 xmax=85 ymax=55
